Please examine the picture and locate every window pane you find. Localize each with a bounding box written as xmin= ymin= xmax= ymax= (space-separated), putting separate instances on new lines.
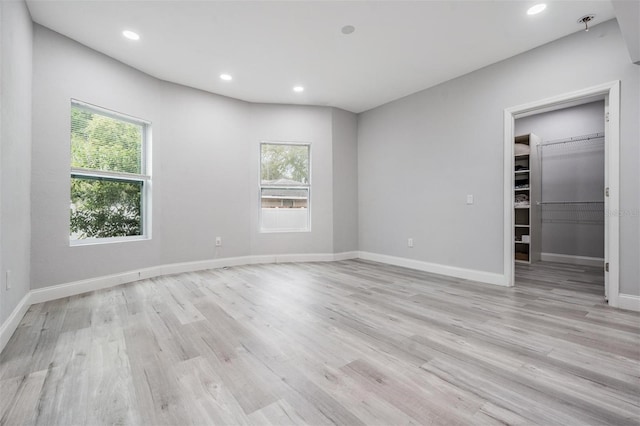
xmin=261 ymin=187 xmax=308 ymax=208
xmin=261 ymin=144 xmax=309 ymax=185
xmin=71 ymin=106 xmax=143 ymax=174
xmin=261 ymin=188 xmax=308 ymax=231
xmin=70 ymin=176 xmax=142 ymax=239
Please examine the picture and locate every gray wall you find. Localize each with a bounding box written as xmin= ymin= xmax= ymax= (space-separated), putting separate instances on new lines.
xmin=32 ymin=25 xmax=164 ymax=289
xmin=332 ymin=108 xmax=359 ymax=253
xmin=155 ymin=80 xmax=250 ymax=265
xmin=1 ymin=0 xmax=33 ymax=324
xmin=30 ymin=25 xmax=358 ymax=290
xmin=516 ymin=101 xmax=605 ymax=259
xmin=358 ymin=19 xmax=639 ymax=296
xmin=248 ymin=104 xmax=335 ymax=255
xmin=13 ymin=17 xmax=640 ymax=303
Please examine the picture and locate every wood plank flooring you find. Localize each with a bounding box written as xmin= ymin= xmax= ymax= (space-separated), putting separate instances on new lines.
xmin=1 ymin=260 xmax=638 ymax=425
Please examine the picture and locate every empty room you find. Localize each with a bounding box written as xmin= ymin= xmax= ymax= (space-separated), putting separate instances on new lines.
xmin=1 ymin=0 xmax=639 ymax=424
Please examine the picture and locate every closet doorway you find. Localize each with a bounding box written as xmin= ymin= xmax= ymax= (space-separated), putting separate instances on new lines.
xmin=503 ymin=81 xmax=620 ymax=307
xmin=515 ymin=102 xmax=605 ymax=296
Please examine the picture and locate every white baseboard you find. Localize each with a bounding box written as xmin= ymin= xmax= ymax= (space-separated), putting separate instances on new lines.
xmin=2 ymin=249 xmax=631 ymax=354
xmin=29 ymin=252 xmax=359 ymax=305
xmin=0 ymin=291 xmax=32 ymax=353
xmin=617 ymin=293 xmax=640 ymax=312
xmin=330 ymin=251 xmax=360 ymax=261
xmin=1 ymin=251 xmax=359 ymax=353
xmin=541 ymin=253 xmax=604 ymax=268
xmin=357 ymin=251 xmax=508 ymax=286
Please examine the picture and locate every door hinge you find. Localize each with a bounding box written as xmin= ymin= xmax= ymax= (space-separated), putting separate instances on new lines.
xmin=605 ymin=187 xmax=609 ymax=197
xmin=605 ymin=112 xmax=610 ymax=122
xmin=605 ymin=262 xmax=609 ymax=272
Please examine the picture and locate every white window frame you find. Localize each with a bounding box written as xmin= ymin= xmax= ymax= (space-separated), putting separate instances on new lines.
xmin=70 ymin=99 xmax=152 ymax=245
xmin=259 ymin=141 xmax=311 ymax=233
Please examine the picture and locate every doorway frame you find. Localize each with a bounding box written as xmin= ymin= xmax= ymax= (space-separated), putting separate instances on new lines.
xmin=503 ymin=81 xmax=620 ymax=307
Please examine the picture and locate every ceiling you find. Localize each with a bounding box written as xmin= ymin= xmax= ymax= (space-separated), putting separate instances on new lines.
xmin=26 ymin=0 xmax=616 ymax=113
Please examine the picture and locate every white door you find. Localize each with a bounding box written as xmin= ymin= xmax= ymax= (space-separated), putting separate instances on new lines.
xmin=603 ymin=97 xmax=609 ymax=301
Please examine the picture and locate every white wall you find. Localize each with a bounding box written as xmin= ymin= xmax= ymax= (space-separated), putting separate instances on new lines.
xmin=358 ymin=19 xmax=640 ymax=296
xmin=515 ymin=101 xmax=605 ymax=259
xmin=1 ymin=0 xmax=33 ymax=324
xmin=30 ymin=25 xmax=356 ymax=290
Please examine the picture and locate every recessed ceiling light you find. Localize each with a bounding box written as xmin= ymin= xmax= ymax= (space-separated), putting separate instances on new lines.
xmin=122 ymin=30 xmax=140 ymax=40
xmin=341 ymin=25 xmax=356 ymax=35
xmin=293 ymin=86 xmax=304 ymax=93
xmin=527 ymin=4 xmax=546 ymax=15
xmin=220 ymin=74 xmax=233 ymax=81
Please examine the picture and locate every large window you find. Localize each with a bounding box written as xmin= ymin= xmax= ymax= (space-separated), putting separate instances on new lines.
xmin=70 ymin=101 xmax=150 ymax=243
xmin=260 ymin=142 xmax=310 ymax=232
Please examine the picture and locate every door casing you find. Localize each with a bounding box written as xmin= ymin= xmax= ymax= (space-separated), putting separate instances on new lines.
xmin=503 ymin=81 xmax=620 ymax=307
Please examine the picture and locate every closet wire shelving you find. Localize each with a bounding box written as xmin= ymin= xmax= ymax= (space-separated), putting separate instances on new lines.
xmin=536 ymin=132 xmax=605 ymax=225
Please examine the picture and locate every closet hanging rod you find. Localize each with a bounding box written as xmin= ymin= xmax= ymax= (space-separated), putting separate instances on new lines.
xmin=539 ymin=132 xmax=604 ymax=147
xmin=537 ymin=201 xmax=604 ymax=205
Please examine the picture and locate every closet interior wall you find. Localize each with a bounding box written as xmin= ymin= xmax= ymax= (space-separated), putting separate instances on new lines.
xmin=514 ymin=101 xmax=605 ymax=263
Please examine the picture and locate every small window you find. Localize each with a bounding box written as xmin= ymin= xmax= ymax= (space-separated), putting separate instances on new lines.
xmin=260 ymin=142 xmax=310 ymax=232
xmin=70 ymin=101 xmax=151 ymax=243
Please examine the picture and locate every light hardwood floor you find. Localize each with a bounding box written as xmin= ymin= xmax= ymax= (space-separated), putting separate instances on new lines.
xmin=1 ymin=260 xmax=638 ymax=425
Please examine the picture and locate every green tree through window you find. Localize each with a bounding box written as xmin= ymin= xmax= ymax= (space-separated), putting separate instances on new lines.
xmin=70 ymin=104 xmax=148 ymax=240
xmin=261 ymin=143 xmax=309 ymax=185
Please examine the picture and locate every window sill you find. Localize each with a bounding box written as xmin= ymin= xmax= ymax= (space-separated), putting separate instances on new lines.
xmin=70 ymin=235 xmax=150 ymax=247
xmin=260 ymin=229 xmax=311 ymax=234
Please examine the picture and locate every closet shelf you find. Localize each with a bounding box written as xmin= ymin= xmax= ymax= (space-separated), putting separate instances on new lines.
xmin=538 ymin=132 xmax=604 ymax=148
xmin=537 ymin=201 xmax=603 ymax=205
xmin=513 ymin=133 xmax=541 ymax=264
xmin=538 ymin=201 xmax=605 ymax=224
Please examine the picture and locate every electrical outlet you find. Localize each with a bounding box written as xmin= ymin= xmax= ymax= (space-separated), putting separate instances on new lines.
xmin=215 ymin=237 xmax=222 ymax=247
xmin=5 ymin=270 xmax=11 ymax=290
xmin=408 ymin=238 xmax=414 ymax=248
